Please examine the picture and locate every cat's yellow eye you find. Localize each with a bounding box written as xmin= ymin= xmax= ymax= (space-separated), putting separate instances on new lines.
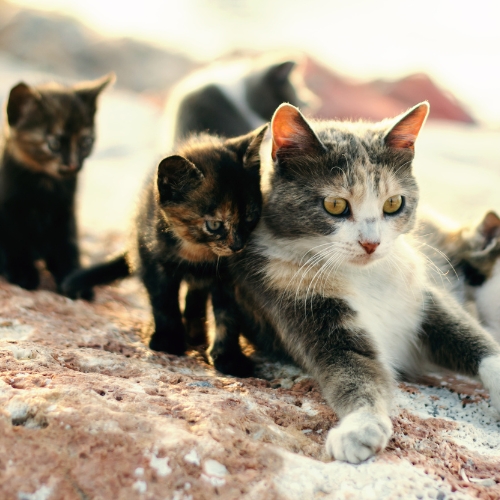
xmin=383 ymin=195 xmax=403 ymax=214
xmin=324 ymin=197 xmax=348 ymax=216
xmin=206 ymin=220 xmax=222 ymax=232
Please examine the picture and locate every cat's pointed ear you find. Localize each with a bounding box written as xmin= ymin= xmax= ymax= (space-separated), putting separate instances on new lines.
xmin=271 ymin=103 xmax=324 ymax=161
xmin=224 ymin=124 xmax=268 ymax=168
xmin=6 ymin=82 xmax=42 ymax=127
xmin=74 ymin=72 xmax=115 ymax=107
xmin=385 ymin=102 xmax=429 ymax=151
xmin=157 ymin=155 xmax=204 ymax=203
xmin=478 ymin=211 xmax=500 ymax=241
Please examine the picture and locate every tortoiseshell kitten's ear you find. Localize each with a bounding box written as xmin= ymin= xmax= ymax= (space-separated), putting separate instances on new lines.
xmin=384 ymin=101 xmax=429 ymax=151
xmin=156 ymin=155 xmax=204 ymax=204
xmin=224 ymin=124 xmax=268 ymax=166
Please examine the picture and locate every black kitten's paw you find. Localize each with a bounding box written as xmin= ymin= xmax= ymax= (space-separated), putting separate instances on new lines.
xmin=210 ymin=349 xmax=254 ymax=377
xmin=6 ymin=267 xmax=40 ymax=291
xmin=149 ymin=326 xmax=187 ymax=356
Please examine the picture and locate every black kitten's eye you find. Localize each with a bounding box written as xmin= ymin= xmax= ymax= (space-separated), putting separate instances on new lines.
xmin=80 ymin=136 xmax=94 ymax=151
xmin=206 ymin=220 xmax=222 ymax=232
xmin=246 ymin=213 xmax=257 ymax=223
xmin=47 ymin=136 xmax=61 ymax=153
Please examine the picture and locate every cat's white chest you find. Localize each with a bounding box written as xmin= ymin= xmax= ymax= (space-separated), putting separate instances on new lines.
xmin=344 ymin=251 xmax=426 ymax=375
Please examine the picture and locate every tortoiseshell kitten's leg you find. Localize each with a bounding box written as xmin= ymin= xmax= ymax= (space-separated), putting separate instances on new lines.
xmin=420 ymin=288 xmax=500 ymax=409
xmin=209 ymin=282 xmax=254 ymax=377
xmin=183 ymin=284 xmax=209 ymax=346
xmin=143 ymin=266 xmax=186 ymax=356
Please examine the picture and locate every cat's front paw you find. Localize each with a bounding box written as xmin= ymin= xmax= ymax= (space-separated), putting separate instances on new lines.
xmin=479 ymin=354 xmax=500 ymax=413
xmin=325 ymin=410 xmax=392 ymax=464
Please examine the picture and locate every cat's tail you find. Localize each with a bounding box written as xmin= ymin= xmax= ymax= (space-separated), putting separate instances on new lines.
xmin=61 ymin=253 xmax=131 ymax=300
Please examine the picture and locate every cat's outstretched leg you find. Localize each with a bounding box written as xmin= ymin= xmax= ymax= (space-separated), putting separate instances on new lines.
xmin=270 ymin=296 xmax=394 ymax=463
xmin=320 ymin=350 xmax=393 ymax=463
xmin=209 ymin=283 xmax=254 ymax=377
xmin=420 ymin=287 xmax=500 ymax=413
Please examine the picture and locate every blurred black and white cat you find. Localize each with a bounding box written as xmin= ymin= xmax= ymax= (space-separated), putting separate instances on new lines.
xmin=163 ymin=53 xmax=316 ymax=147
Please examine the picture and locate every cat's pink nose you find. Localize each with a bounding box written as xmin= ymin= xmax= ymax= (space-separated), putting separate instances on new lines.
xmin=359 ymin=241 xmax=380 ymax=255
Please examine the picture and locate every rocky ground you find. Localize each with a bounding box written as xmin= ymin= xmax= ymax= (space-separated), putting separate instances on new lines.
xmin=1 ymin=268 xmax=500 ymax=500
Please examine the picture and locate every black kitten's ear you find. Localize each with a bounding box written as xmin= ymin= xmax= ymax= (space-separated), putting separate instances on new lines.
xmin=6 ymin=82 xmax=42 ymax=127
xmin=224 ymin=124 xmax=268 ymax=166
xmin=271 ymin=103 xmax=324 ymax=161
xmin=385 ymin=102 xmax=429 ymax=151
xmin=74 ymin=72 xmax=115 ymax=107
xmin=157 ymin=155 xmax=204 ymax=203
xmin=266 ymin=60 xmax=296 ymax=83
xmin=478 ymin=211 xmax=500 ymax=242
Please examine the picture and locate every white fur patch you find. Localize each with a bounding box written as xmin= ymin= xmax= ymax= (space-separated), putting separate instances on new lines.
xmin=475 ymin=259 xmax=500 ymax=343
xmin=478 ymin=354 xmax=500 ymax=413
xmin=343 ymin=238 xmax=427 ymax=376
xmin=325 ymin=409 xmax=392 ymax=463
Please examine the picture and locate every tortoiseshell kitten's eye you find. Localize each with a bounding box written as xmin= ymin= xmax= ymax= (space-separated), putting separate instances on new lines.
xmin=383 ymin=195 xmax=404 ymax=215
xmin=47 ymin=135 xmax=61 ymax=153
xmin=206 ymin=220 xmax=222 ymax=232
xmin=246 ymin=212 xmax=258 ymax=224
xmin=324 ymin=197 xmax=349 ymax=216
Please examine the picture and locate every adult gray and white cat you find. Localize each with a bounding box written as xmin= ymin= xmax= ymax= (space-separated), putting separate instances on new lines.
xmin=224 ymin=102 xmax=500 ymax=463
xmin=416 ymin=209 xmax=500 ymax=341
xmin=163 ymin=54 xmax=315 ymax=147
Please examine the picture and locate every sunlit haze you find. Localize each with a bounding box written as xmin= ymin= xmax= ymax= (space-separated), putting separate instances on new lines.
xmin=9 ymin=0 xmax=500 ymax=126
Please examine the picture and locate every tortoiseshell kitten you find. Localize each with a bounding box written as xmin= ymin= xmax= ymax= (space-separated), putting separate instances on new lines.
xmin=225 ymin=103 xmax=500 ymax=463
xmin=63 ymin=127 xmax=266 ymax=375
xmin=0 ymin=74 xmax=114 ymax=295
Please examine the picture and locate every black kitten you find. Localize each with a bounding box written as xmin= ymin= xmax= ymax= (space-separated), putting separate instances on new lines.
xmin=63 ymin=127 xmax=266 ymax=375
xmin=0 ymin=74 xmax=114 ymax=294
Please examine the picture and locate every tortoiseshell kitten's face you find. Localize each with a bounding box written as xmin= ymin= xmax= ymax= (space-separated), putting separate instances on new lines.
xmin=156 ymin=128 xmax=266 ymax=258
xmin=4 ymin=74 xmax=114 ymax=178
